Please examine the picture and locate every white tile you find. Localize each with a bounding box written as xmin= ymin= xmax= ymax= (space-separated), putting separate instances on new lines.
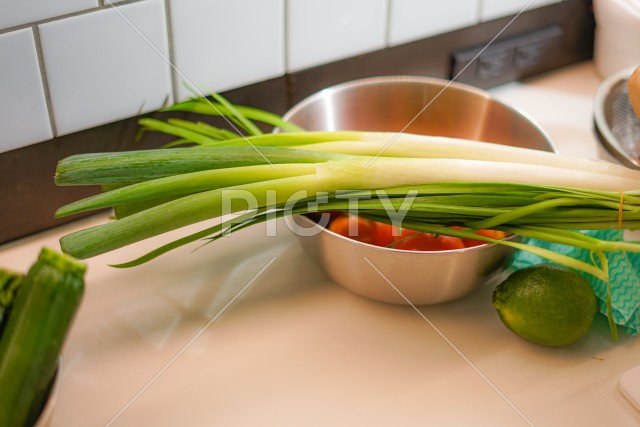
xmin=39 ymin=0 xmax=172 ymax=136
xmin=0 ymin=29 xmax=52 ymax=153
xmin=389 ymin=0 xmax=480 ymax=46
xmin=480 ymin=0 xmax=563 ymax=22
xmin=0 ymin=0 xmax=98 ymax=31
xmin=170 ymin=0 xmax=285 ymax=102
xmin=286 ymin=0 xmax=387 ymax=72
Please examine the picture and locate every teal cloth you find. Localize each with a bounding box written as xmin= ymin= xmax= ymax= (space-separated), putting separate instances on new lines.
xmin=508 ymin=229 xmax=640 ymax=336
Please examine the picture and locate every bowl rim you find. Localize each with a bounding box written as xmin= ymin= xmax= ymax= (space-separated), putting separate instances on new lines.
xmin=282 ymin=74 xmax=555 ymax=152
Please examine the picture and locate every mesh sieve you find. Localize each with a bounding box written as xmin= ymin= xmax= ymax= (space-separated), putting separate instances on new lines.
xmin=594 ymin=66 xmax=640 ymax=169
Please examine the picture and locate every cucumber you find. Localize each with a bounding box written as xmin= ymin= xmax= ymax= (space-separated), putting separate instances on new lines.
xmin=0 ymin=247 xmax=85 ymax=427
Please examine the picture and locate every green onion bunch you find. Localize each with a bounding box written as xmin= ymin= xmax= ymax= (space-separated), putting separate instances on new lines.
xmin=54 ymin=95 xmax=640 ymax=284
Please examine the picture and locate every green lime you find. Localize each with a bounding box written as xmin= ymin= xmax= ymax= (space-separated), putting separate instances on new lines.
xmin=492 ymin=264 xmax=598 ymax=346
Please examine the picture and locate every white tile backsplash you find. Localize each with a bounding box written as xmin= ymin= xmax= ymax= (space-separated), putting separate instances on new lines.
xmin=39 ymin=0 xmax=172 ymax=136
xmin=0 ymin=0 xmax=570 ymax=150
xmin=170 ymin=0 xmax=285 ymax=102
xmin=389 ymin=0 xmax=480 ymax=47
xmin=286 ymin=0 xmax=387 ymax=72
xmin=0 ymin=28 xmax=52 ymax=153
xmin=480 ymin=0 xmax=563 ymax=22
xmin=0 ymin=0 xmax=98 ymax=31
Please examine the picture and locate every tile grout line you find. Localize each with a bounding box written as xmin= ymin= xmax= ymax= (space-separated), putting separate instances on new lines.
xmin=283 ymin=0 xmax=290 ymax=74
xmin=163 ymin=0 xmax=179 ymax=103
xmin=283 ymin=0 xmax=295 ymax=116
xmin=0 ymin=7 xmax=103 ymax=36
xmin=384 ymin=0 xmax=392 ymax=48
xmin=477 ymin=0 xmax=484 ymax=23
xmin=0 ymin=0 xmax=149 ymax=36
xmin=31 ymin=25 xmax=58 ymax=137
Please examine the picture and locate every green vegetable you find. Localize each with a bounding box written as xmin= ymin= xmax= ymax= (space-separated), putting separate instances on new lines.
xmin=53 ymin=96 xmax=640 ymax=282
xmin=0 ymin=247 xmax=85 ymax=427
xmin=0 ymin=269 xmax=23 ymax=336
xmin=54 ymin=146 xmax=342 ymax=186
xmin=159 ymin=97 xmax=305 ymax=133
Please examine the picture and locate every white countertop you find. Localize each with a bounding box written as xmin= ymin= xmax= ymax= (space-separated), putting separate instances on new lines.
xmin=3 ymin=62 xmax=640 ymax=427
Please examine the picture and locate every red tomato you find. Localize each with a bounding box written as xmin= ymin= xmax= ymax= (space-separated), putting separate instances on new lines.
xmin=394 ymin=227 xmax=420 ymax=240
xmin=328 ymin=217 xmax=470 ymax=251
xmin=371 ymin=222 xmax=397 ymax=247
xmin=328 ymin=215 xmax=378 ymax=244
xmin=437 ymin=235 xmax=466 ymax=250
xmin=393 ymin=231 xmax=465 ymax=251
xmin=462 ymin=229 xmax=507 ymax=247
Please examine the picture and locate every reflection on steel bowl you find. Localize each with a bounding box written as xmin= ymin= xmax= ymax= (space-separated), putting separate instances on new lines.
xmin=283 ymin=76 xmax=554 ymax=305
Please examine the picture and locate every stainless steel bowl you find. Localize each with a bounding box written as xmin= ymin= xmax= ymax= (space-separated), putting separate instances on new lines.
xmin=283 ymin=76 xmax=554 ymax=305
xmin=284 ymin=75 xmax=553 ymax=150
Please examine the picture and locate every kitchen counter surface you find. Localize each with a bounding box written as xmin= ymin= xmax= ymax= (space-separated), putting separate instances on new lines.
xmin=2 ymin=62 xmax=640 ymax=427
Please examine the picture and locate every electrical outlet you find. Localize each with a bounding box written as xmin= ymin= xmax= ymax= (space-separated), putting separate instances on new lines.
xmin=476 ymin=48 xmax=514 ymax=80
xmin=514 ymin=40 xmax=543 ymax=69
xmin=451 ymin=25 xmax=563 ymax=88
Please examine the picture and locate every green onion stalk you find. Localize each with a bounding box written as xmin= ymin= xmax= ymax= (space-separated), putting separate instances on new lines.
xmin=54 ymin=95 xmax=640 ymax=335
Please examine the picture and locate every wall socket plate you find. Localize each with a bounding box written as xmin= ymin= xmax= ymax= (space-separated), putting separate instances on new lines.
xmin=452 ymin=25 xmax=564 ymax=88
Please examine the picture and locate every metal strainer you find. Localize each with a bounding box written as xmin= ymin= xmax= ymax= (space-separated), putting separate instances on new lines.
xmin=594 ymin=66 xmax=640 ymax=169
